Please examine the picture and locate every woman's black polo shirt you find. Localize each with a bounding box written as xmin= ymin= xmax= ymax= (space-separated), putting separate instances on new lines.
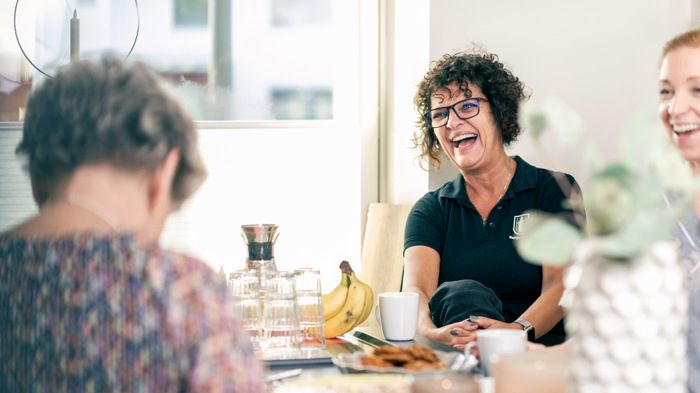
xmin=404 ymin=155 xmax=580 ymax=345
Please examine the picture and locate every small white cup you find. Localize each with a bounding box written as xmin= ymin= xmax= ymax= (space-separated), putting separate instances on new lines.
xmin=465 ymin=329 xmax=526 ymax=377
xmin=378 ymin=292 xmax=419 ymax=341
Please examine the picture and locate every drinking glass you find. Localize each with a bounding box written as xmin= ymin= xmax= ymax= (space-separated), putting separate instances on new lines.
xmin=229 ymin=269 xmax=262 ymax=349
xmin=493 ymin=352 xmax=569 ymax=393
xmin=262 ymin=270 xmax=301 ymax=356
xmin=411 ymin=372 xmax=479 ymax=393
xmin=294 ymin=268 xmax=326 ymax=353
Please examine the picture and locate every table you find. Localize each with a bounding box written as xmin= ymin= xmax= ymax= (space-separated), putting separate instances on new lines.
xmin=265 ymin=326 xmax=492 ymax=392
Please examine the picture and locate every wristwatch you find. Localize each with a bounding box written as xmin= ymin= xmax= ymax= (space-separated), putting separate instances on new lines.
xmin=514 ymin=319 xmax=536 ymax=341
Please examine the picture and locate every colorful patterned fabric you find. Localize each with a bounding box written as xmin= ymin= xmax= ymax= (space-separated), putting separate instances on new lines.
xmin=0 ymin=233 xmax=263 ymax=393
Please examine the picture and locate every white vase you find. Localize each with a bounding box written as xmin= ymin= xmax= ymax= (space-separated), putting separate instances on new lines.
xmin=566 ymin=240 xmax=687 ymax=393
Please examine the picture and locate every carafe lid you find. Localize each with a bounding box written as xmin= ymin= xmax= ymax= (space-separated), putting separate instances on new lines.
xmin=241 ymin=224 xmax=279 ymax=244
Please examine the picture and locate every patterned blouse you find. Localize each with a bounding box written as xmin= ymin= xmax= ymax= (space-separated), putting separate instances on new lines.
xmin=0 ymin=233 xmax=263 ymax=393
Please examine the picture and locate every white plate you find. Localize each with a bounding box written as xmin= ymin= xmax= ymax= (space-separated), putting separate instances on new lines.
xmin=332 ymin=350 xmax=470 ymax=375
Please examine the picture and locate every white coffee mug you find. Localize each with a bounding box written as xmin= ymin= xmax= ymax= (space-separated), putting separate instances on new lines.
xmin=378 ymin=292 xmax=419 ymax=341
xmin=465 ymin=329 xmax=526 ymax=377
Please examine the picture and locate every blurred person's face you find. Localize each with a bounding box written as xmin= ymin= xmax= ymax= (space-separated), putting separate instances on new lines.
xmin=429 ymin=82 xmax=504 ymax=174
xmin=659 ymin=45 xmax=700 ymax=165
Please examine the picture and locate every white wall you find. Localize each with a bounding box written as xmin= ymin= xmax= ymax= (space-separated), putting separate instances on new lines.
xmin=385 ymin=0 xmax=431 ymax=205
xmin=425 ymin=0 xmax=692 ymax=192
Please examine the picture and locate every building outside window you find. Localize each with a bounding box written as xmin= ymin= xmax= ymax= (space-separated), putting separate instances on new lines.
xmin=271 ymin=88 xmax=332 ymax=120
xmin=271 ymin=0 xmax=331 ymax=27
xmin=174 ymin=0 xmax=208 ymax=27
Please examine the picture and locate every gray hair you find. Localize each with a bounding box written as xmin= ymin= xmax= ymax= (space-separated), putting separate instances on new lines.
xmin=17 ymin=55 xmax=207 ymax=207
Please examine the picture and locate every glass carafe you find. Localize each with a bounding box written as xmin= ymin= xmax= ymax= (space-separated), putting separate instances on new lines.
xmin=241 ymin=223 xmax=279 ymax=274
xmin=241 ymin=224 xmax=279 ymax=310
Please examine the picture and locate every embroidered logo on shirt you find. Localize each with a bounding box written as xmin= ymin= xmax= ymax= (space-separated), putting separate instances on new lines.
xmin=509 ymin=213 xmax=530 ymax=240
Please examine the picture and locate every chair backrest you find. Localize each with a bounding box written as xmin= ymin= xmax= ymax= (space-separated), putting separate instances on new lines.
xmin=358 ymin=202 xmax=412 ymax=327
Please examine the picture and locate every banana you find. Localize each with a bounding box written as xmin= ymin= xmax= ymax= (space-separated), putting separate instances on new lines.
xmin=322 ymin=273 xmax=350 ymax=320
xmin=354 ymin=279 xmax=374 ymax=327
xmin=323 ymin=261 xmax=367 ymax=338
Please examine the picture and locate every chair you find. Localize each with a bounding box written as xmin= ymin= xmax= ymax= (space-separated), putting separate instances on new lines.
xmin=358 ymin=202 xmax=412 ymax=327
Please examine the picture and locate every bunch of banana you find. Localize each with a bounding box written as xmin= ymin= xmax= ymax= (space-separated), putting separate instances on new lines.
xmin=322 ymin=260 xmax=374 ymax=338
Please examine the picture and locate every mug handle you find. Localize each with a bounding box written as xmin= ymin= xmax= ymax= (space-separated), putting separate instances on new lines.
xmin=464 ymin=341 xmax=477 ymax=357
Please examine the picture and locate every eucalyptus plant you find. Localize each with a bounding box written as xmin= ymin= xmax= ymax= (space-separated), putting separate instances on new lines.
xmin=515 ymin=98 xmax=700 ymax=266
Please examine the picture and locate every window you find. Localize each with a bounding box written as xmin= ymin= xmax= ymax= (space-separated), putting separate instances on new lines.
xmin=271 ymin=0 xmax=331 ymax=27
xmin=174 ymin=0 xmax=208 ymax=27
xmin=270 ymin=88 xmax=332 ymax=120
xmin=6 ymin=0 xmax=338 ymax=122
xmin=0 ymin=0 xmax=378 ymax=289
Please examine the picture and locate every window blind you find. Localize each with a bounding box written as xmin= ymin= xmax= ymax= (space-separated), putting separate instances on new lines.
xmin=0 ymin=126 xmax=36 ymax=232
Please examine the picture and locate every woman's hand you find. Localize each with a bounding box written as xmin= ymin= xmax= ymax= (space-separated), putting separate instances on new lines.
xmin=468 ymin=315 xmax=522 ymax=331
xmin=423 ymin=319 xmax=479 ymax=350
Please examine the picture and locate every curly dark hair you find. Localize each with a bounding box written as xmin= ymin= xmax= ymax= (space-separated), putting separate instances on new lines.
xmin=413 ymin=51 xmax=528 ymax=168
xmin=17 ymin=55 xmax=207 ymax=207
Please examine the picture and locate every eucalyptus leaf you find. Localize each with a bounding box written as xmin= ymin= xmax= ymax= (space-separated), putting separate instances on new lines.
xmin=520 ymin=97 xmax=583 ymax=146
xmin=629 ymin=173 xmax=665 ymax=210
xmin=585 ymin=175 xmax=634 ymax=236
xmin=583 ymin=144 xmax=605 ymax=180
xmin=620 ymin=111 xmax=663 ymax=173
xmin=593 ymin=163 xmax=634 ymax=186
xmin=651 ymin=140 xmax=698 ymax=193
xmin=545 ymin=98 xmax=584 ymax=147
xmin=595 ymin=208 xmax=676 ymax=259
xmin=519 ymin=101 xmax=547 ymax=141
xmin=515 ymin=211 xmax=582 ymax=266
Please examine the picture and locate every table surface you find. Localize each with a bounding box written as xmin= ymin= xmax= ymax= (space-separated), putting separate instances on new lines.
xmin=263 ymin=325 xmax=494 ymax=392
xmin=266 ymin=325 xmax=460 ymax=370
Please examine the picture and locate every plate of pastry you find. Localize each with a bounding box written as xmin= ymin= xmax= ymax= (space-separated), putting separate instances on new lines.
xmin=332 ymin=344 xmax=473 ymax=375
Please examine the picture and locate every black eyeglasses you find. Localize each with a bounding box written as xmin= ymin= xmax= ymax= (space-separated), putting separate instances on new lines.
xmin=423 ymin=97 xmax=488 ymax=128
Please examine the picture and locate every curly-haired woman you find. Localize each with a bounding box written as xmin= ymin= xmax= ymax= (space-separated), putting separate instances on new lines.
xmin=0 ymin=56 xmax=262 ymax=392
xmin=402 ymin=51 xmax=581 ymax=348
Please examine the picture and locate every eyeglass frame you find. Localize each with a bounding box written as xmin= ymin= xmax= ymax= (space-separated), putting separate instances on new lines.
xmin=423 ymin=97 xmax=489 ymax=128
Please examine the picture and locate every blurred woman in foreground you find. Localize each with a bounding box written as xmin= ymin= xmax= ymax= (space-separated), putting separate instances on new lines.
xmin=0 ymin=56 xmax=262 ymax=392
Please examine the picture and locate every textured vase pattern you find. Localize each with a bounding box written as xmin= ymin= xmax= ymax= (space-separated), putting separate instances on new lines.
xmin=566 ymin=241 xmax=687 ymax=393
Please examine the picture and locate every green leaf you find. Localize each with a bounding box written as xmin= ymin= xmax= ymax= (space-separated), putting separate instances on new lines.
xmin=629 ymin=173 xmax=665 ymax=210
xmin=519 ymin=101 xmax=547 ymax=141
xmin=515 ymin=211 xmax=582 ymax=266
xmin=651 ymin=140 xmax=699 ymax=193
xmin=520 ymin=97 xmax=583 ymax=146
xmin=584 ymin=175 xmax=634 ymax=236
xmin=544 ymin=98 xmax=584 ymax=147
xmin=595 ymin=207 xmax=676 ymax=259
xmin=582 ymin=144 xmax=604 ymax=179
xmin=620 ymin=111 xmax=664 ymax=173
xmin=593 ymin=163 xmax=633 ymax=186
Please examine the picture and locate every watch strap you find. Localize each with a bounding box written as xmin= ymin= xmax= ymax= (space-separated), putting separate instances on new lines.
xmin=514 ymin=319 xmax=536 ymax=341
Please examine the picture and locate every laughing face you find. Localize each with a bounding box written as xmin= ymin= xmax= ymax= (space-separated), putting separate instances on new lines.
xmin=659 ymin=46 xmax=700 ymax=165
xmin=430 ymin=82 xmax=505 ymax=174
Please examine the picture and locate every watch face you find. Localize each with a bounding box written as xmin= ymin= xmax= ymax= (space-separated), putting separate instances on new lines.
xmin=516 ymin=320 xmax=530 ymax=330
